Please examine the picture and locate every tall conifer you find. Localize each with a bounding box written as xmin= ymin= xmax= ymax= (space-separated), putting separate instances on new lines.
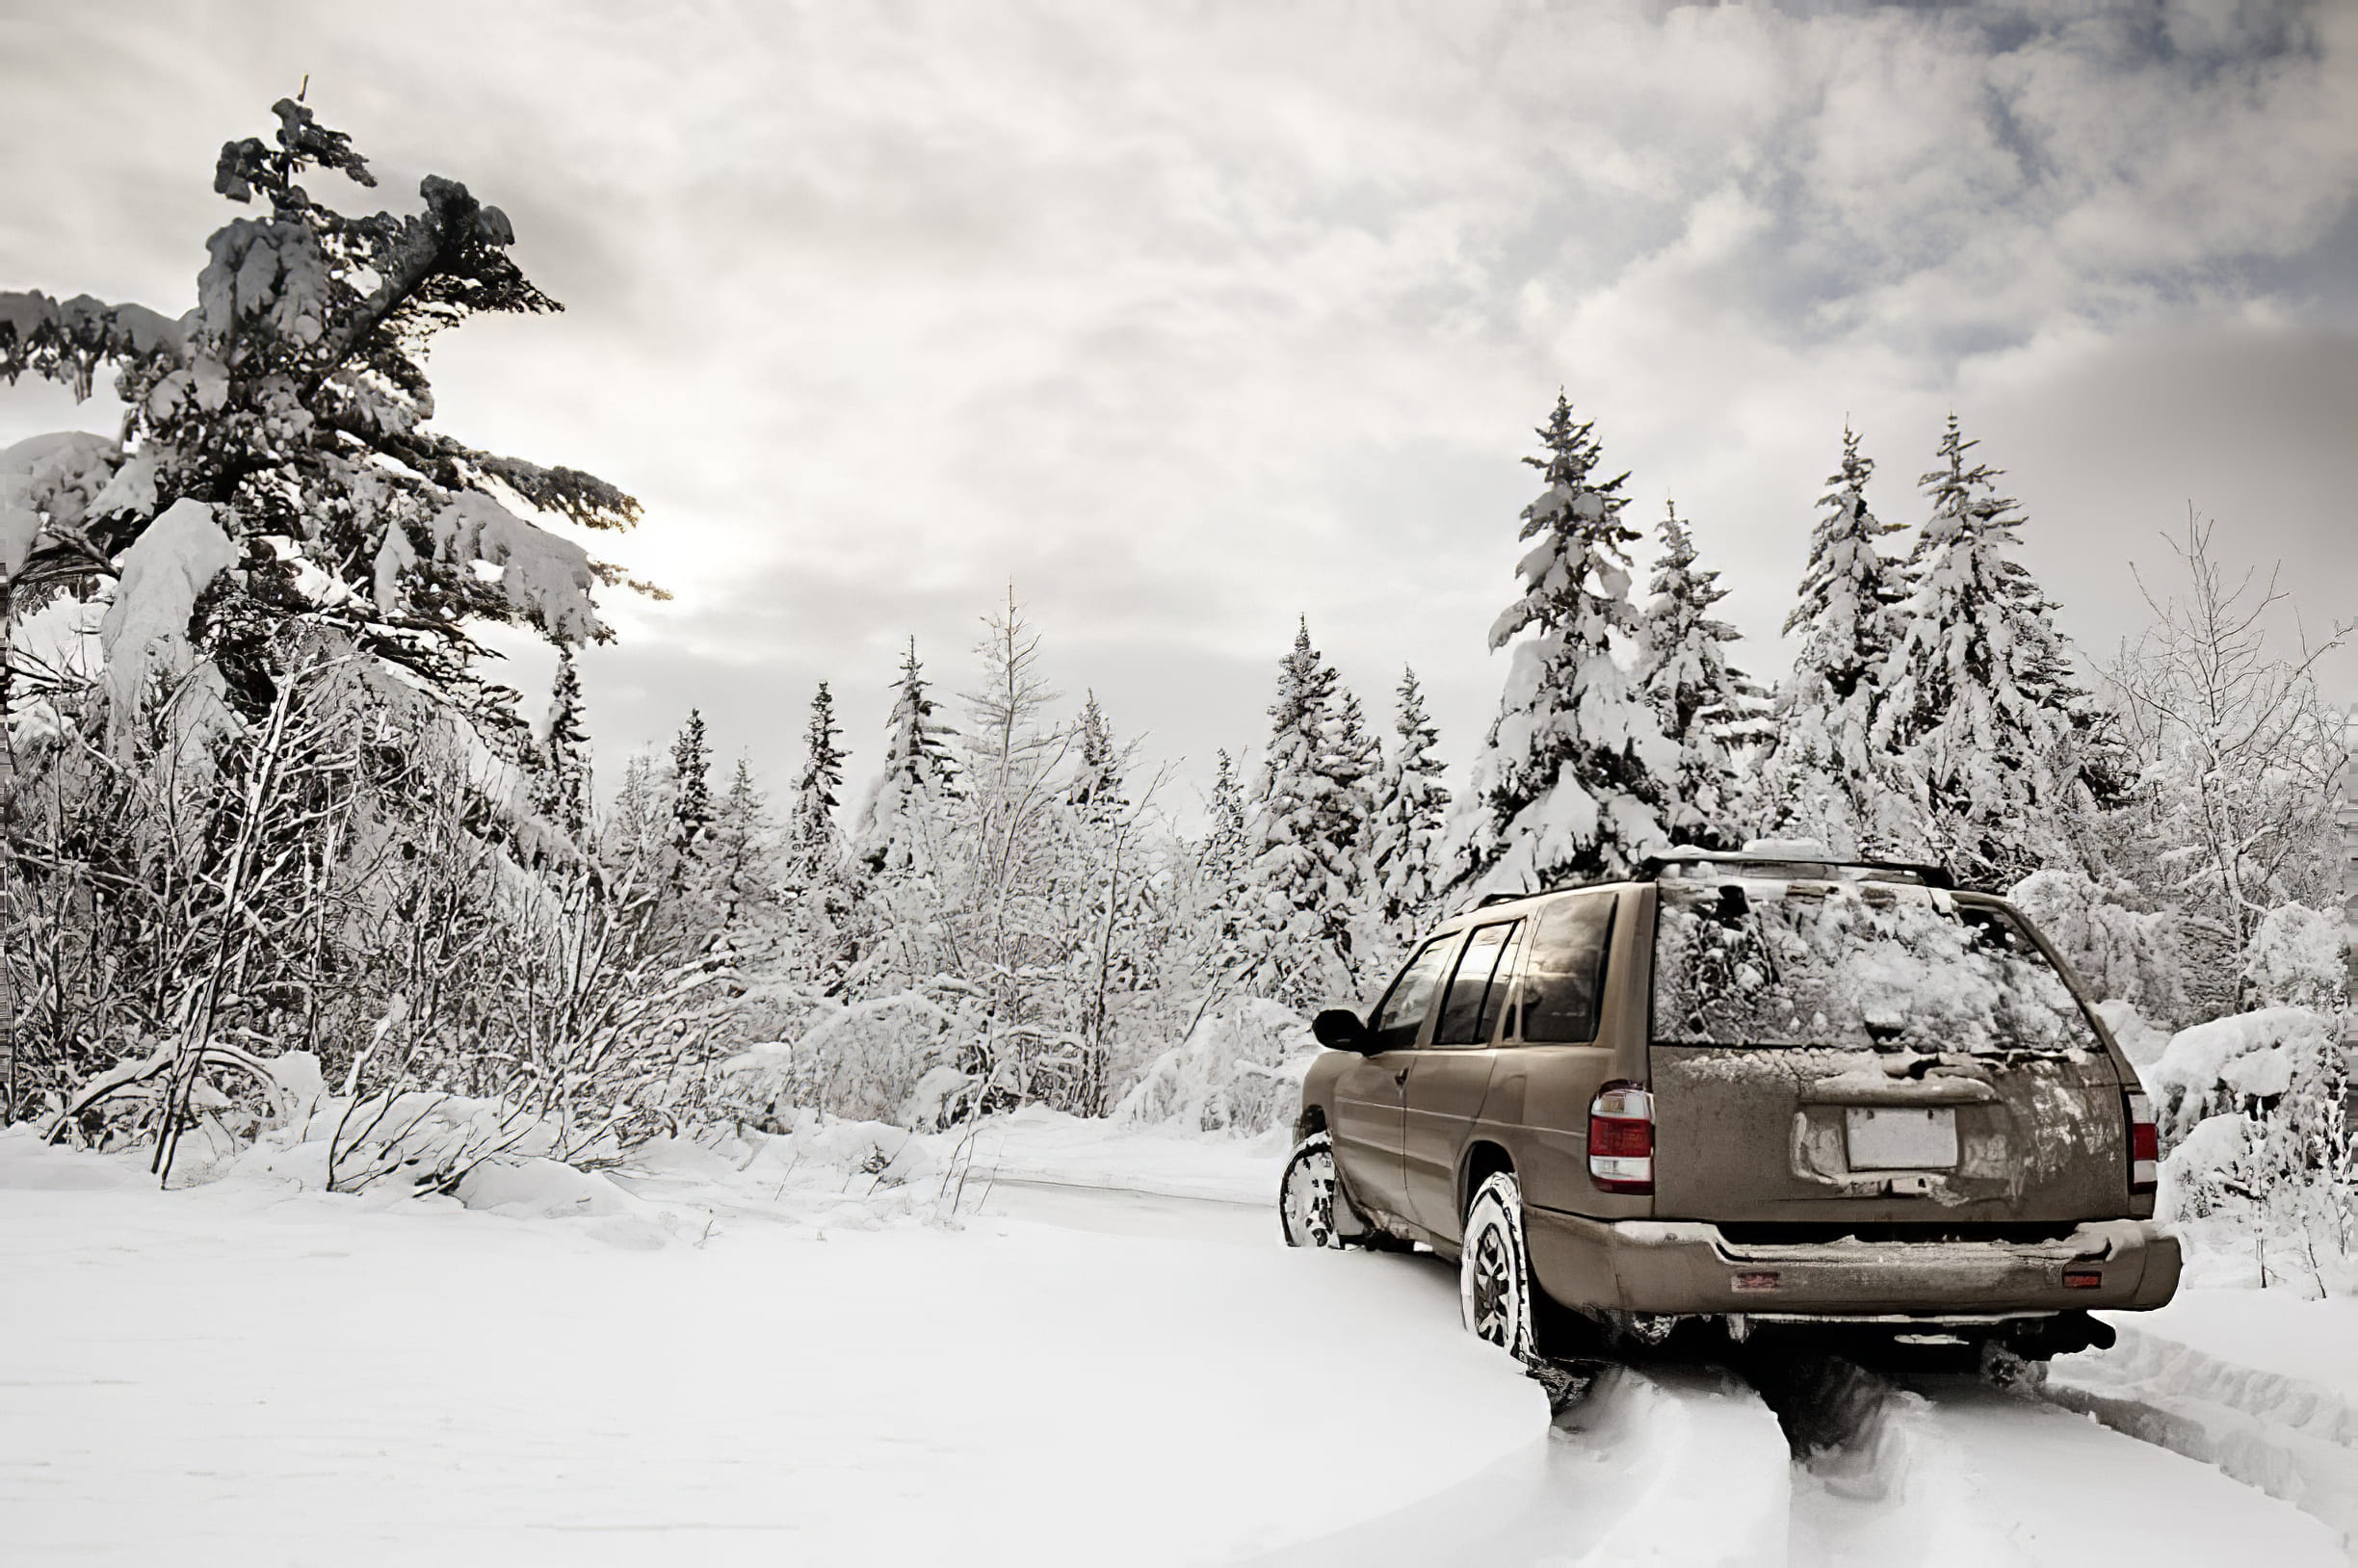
xmin=1447 ymin=394 xmax=1677 ymax=895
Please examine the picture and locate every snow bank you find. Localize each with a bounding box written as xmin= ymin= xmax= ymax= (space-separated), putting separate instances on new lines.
xmin=2048 ymin=1290 xmax=2358 ymax=1549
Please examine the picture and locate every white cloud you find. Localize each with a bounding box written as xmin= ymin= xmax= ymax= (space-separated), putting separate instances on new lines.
xmin=2 ymin=0 xmax=2353 ymax=803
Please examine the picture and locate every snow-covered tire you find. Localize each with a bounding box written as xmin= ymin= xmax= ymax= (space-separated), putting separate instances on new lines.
xmin=1460 ymin=1171 xmax=1537 ymax=1360
xmin=1278 ymin=1133 xmax=1356 ymax=1249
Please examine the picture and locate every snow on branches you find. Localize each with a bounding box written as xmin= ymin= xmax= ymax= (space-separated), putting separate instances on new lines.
xmin=1447 ymin=394 xmax=1677 ymax=896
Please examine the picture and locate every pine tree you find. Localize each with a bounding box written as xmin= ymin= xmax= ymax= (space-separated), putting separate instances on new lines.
xmin=1368 ymin=666 xmax=1449 ymax=928
xmin=1446 ymin=394 xmax=1677 ymax=895
xmin=1201 ymin=748 xmax=1251 ymax=895
xmin=1875 ymin=415 xmax=2085 ymax=883
xmin=532 ymin=648 xmax=593 ymax=842
xmin=669 ymin=708 xmax=713 ymax=859
xmin=702 ymin=757 xmax=783 ymax=959
xmin=1635 ymin=500 xmax=1758 ymax=848
xmin=854 ymin=637 xmax=956 ymax=875
xmin=1755 ymin=424 xmax=1910 ymax=853
xmin=1325 ymin=689 xmax=1380 ymax=875
xmin=1068 ymin=690 xmax=1127 ymax=818
xmin=788 ymin=682 xmax=847 ymax=879
xmin=1244 ymin=620 xmax=1363 ymax=1008
xmin=0 ymin=97 xmax=640 ymax=746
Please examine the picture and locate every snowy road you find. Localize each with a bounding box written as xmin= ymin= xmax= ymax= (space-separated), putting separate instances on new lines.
xmin=981 ymin=1179 xmax=2348 ymax=1568
xmin=4 ymin=1130 xmax=2348 ymax=1566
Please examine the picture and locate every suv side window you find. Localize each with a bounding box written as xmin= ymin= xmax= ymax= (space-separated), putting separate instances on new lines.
xmin=1433 ymin=921 xmax=1519 ymax=1047
xmin=1367 ymin=935 xmax=1455 ymax=1053
xmin=1519 ymin=893 xmax=1615 ymax=1043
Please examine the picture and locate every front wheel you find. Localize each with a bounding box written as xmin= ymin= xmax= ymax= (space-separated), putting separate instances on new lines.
xmin=1278 ymin=1132 xmax=1356 ymax=1249
xmin=1460 ymin=1171 xmax=1537 ymax=1360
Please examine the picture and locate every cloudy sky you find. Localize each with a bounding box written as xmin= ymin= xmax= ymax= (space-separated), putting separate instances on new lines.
xmin=3 ymin=0 xmax=2354 ymax=813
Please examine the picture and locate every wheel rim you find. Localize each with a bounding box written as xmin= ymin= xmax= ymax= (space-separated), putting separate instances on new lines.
xmin=1283 ymin=1147 xmax=1340 ymax=1248
xmin=1468 ymin=1219 xmax=1519 ymax=1346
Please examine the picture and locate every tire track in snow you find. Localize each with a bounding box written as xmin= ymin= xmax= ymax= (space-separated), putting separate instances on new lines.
xmin=1790 ymin=1369 xmax=2349 ymax=1568
xmin=986 ymin=1180 xmax=2347 ymax=1566
xmin=1245 ymin=1365 xmax=1792 ymax=1568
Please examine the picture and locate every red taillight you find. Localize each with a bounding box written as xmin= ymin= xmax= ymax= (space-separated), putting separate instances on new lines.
xmin=1589 ymin=1082 xmax=1655 ymax=1195
xmin=2127 ymin=1091 xmax=2158 ymax=1194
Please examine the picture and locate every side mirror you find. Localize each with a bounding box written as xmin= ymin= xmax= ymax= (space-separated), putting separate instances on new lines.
xmin=1312 ymin=1008 xmax=1373 ymax=1053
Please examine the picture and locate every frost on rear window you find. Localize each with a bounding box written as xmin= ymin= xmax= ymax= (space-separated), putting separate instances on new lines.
xmin=1650 ymin=883 xmax=2097 ymax=1054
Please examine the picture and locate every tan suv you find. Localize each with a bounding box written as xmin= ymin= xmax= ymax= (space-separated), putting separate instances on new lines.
xmin=1278 ymin=852 xmax=2180 ymax=1366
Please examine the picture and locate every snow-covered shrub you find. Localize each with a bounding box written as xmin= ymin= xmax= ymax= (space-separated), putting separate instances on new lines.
xmin=2151 ymin=1006 xmax=2345 ymax=1143
xmin=2240 ymin=903 xmax=2347 ymax=1012
xmin=716 ymin=986 xmax=970 ymax=1129
xmin=2008 ymin=869 xmax=2189 ymax=1029
xmin=2153 ymin=1006 xmax=2357 ymax=1293
xmin=1114 ymin=998 xmax=1318 ymax=1137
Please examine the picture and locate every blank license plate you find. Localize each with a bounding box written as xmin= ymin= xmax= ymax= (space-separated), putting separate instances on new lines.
xmin=1845 ymin=1107 xmax=1959 ymax=1171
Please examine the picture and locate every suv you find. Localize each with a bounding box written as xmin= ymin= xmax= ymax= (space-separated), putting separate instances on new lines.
xmin=1278 ymin=852 xmax=2179 ymax=1366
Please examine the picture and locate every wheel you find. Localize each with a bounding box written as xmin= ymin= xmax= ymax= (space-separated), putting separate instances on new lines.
xmin=1278 ymin=1132 xmax=1355 ymax=1249
xmin=1460 ymin=1171 xmax=1537 ymax=1359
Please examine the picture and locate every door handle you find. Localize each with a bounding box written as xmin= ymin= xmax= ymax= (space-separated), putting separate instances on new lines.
xmin=1394 ymin=1066 xmax=1410 ymax=1085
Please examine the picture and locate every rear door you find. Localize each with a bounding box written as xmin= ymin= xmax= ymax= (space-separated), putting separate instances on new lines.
xmin=1403 ymin=919 xmax=1519 ymax=1238
xmin=1331 ymin=933 xmax=1455 ymax=1225
xmin=1646 ymin=881 xmax=2131 ymax=1225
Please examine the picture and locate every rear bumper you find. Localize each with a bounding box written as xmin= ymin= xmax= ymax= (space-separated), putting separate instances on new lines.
xmin=1525 ymin=1209 xmax=2181 ymax=1319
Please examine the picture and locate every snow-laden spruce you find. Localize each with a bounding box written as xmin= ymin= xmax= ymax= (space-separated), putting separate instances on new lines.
xmin=1873 ymin=415 xmax=2087 ymax=884
xmin=1752 ymin=425 xmax=1909 ymax=855
xmin=853 ymin=637 xmax=957 ymax=875
xmin=528 ymin=649 xmax=593 ymax=844
xmin=1242 ymin=620 xmax=1375 ymax=1009
xmin=1366 ymin=666 xmax=1450 ymax=929
xmin=1446 ymin=394 xmax=1678 ymax=896
xmin=1634 ymin=500 xmax=1760 ymax=849
xmin=0 ymin=98 xmax=640 ymax=754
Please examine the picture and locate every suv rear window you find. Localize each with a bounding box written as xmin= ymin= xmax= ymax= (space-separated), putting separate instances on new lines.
xmin=1651 ymin=882 xmax=2098 ymax=1054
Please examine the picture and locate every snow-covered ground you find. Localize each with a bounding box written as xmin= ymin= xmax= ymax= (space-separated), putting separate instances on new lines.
xmin=5 ymin=1115 xmax=2351 ymax=1566
xmin=1 ymin=1123 xmax=1538 ymax=1567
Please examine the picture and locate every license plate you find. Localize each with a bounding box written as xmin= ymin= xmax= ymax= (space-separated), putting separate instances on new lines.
xmin=1845 ymin=1107 xmax=1958 ymax=1171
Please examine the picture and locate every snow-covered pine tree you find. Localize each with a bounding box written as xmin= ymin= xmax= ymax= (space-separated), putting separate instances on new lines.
xmin=1874 ymin=416 xmax=2084 ymax=884
xmin=1201 ymin=748 xmax=1252 ymax=900
xmin=853 ymin=637 xmax=956 ymax=875
xmin=1752 ymin=424 xmax=1911 ymax=853
xmin=787 ymin=683 xmax=847 ymax=883
xmin=1326 ymin=688 xmax=1380 ymax=880
xmin=1635 ymin=500 xmax=1758 ymax=848
xmin=0 ymin=97 xmax=640 ymax=747
xmin=1368 ymin=666 xmax=1450 ymax=929
xmin=670 ymin=709 xmax=714 ymax=860
xmin=702 ymin=757 xmax=784 ymax=961
xmin=532 ymin=649 xmax=593 ymax=843
xmin=1243 ymin=620 xmax=1365 ymax=1009
xmin=1068 ymin=690 xmax=1128 ymax=820
xmin=1445 ymin=394 xmax=1678 ymax=896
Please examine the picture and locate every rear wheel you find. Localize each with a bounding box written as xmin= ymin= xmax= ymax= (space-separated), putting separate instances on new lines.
xmin=1278 ymin=1133 xmax=1353 ymax=1248
xmin=1460 ymin=1171 xmax=1536 ymax=1360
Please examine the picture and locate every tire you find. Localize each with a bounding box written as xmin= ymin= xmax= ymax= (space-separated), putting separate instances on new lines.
xmin=1460 ymin=1171 xmax=1537 ymax=1360
xmin=1278 ymin=1132 xmax=1357 ymax=1249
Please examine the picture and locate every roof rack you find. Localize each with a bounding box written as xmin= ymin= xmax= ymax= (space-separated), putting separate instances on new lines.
xmin=1454 ymin=852 xmax=1960 ymax=917
xmin=1639 ymin=851 xmax=1955 ymax=889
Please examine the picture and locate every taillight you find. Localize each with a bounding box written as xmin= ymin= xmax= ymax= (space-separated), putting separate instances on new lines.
xmin=2127 ymin=1090 xmax=2158 ymax=1194
xmin=1589 ymin=1082 xmax=1655 ymax=1195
